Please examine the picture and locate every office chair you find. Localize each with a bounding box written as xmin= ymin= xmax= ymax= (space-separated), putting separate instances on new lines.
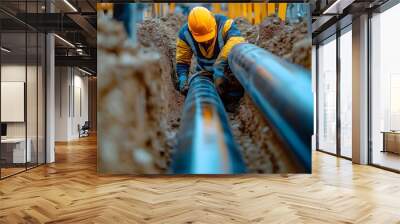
xmin=79 ymin=121 xmax=90 ymax=138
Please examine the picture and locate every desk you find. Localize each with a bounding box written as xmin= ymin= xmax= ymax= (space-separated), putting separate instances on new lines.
xmin=1 ymin=138 xmax=31 ymax=163
xmin=382 ymin=131 xmax=400 ymax=154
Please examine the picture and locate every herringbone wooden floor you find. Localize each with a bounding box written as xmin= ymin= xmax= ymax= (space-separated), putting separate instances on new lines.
xmin=0 ymin=135 xmax=399 ymax=224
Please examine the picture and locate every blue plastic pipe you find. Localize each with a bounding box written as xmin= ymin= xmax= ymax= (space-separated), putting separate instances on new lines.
xmin=229 ymin=43 xmax=313 ymax=172
xmin=171 ymin=74 xmax=247 ymax=174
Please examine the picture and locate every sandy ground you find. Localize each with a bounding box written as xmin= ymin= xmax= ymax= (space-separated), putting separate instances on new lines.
xmin=98 ymin=14 xmax=311 ymax=174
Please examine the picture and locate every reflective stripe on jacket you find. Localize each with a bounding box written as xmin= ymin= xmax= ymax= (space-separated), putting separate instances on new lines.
xmin=176 ymin=14 xmax=245 ymax=78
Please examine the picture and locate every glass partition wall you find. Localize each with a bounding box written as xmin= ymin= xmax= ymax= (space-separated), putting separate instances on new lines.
xmin=1 ymin=31 xmax=27 ymax=177
xmin=316 ymin=26 xmax=353 ymax=159
xmin=0 ymin=1 xmax=46 ymax=179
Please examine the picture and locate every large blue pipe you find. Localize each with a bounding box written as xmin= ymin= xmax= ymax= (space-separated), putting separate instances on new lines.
xmin=171 ymin=74 xmax=247 ymax=174
xmin=228 ymin=43 xmax=313 ymax=172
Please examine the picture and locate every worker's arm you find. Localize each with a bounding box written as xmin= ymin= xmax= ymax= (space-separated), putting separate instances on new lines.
xmin=176 ymin=34 xmax=193 ymax=94
xmin=214 ymin=19 xmax=245 ymax=78
xmin=213 ymin=19 xmax=245 ymax=95
xmin=176 ymin=38 xmax=192 ymax=78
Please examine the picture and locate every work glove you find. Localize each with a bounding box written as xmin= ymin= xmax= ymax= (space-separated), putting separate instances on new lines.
xmin=213 ymin=67 xmax=228 ymax=96
xmin=178 ymin=75 xmax=189 ymax=96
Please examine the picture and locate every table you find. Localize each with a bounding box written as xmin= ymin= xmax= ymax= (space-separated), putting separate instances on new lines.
xmin=1 ymin=138 xmax=31 ymax=163
xmin=382 ymin=131 xmax=400 ymax=154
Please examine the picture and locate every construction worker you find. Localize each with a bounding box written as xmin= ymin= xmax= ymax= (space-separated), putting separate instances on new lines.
xmin=176 ymin=6 xmax=245 ymax=110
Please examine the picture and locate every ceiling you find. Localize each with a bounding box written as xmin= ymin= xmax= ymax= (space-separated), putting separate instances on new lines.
xmin=0 ymin=0 xmax=97 ymax=74
xmin=311 ymin=0 xmax=392 ymax=44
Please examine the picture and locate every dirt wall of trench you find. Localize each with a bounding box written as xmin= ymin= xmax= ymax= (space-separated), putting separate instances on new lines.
xmin=97 ymin=14 xmax=173 ymax=174
xmin=136 ymin=15 xmax=188 ymax=169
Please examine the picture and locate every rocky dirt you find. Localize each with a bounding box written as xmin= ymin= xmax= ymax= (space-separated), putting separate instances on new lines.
xmin=229 ymin=96 xmax=298 ymax=173
xmin=136 ymin=15 xmax=188 ymax=171
xmin=234 ymin=17 xmax=258 ymax=44
xmin=137 ymin=14 xmax=186 ymax=88
xmin=236 ymin=16 xmax=311 ymax=69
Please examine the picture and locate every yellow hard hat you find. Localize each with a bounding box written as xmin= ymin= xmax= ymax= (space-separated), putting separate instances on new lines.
xmin=188 ymin=7 xmax=216 ymax=43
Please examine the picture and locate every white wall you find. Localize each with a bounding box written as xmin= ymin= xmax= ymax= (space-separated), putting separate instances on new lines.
xmin=1 ymin=65 xmax=26 ymax=138
xmin=72 ymin=73 xmax=89 ymax=138
xmin=1 ymin=65 xmax=37 ymax=138
xmin=1 ymin=64 xmax=46 ymax=164
xmin=55 ymin=67 xmax=69 ymax=141
xmin=54 ymin=67 xmax=89 ymax=141
xmin=1 ymin=65 xmax=26 ymax=81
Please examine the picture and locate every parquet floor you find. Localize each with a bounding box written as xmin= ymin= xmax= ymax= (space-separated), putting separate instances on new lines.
xmin=0 ymin=135 xmax=400 ymax=223
xmin=1 ymin=167 xmax=26 ymax=178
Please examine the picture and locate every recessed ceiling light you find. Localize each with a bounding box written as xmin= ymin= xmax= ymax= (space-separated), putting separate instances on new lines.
xmin=63 ymin=0 xmax=78 ymax=12
xmin=78 ymin=67 xmax=92 ymax=76
xmin=323 ymin=0 xmax=353 ymax=15
xmin=1 ymin=47 xmax=11 ymax=53
xmin=54 ymin=34 xmax=75 ymax=48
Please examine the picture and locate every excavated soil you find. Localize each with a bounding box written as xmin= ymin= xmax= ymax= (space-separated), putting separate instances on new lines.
xmin=236 ymin=16 xmax=311 ymax=69
xmin=229 ymin=96 xmax=298 ymax=173
xmin=257 ymin=18 xmax=311 ymax=69
xmin=234 ymin=17 xmax=258 ymax=44
xmin=136 ymin=15 xmax=187 ymax=170
xmin=98 ymin=14 xmax=170 ymax=174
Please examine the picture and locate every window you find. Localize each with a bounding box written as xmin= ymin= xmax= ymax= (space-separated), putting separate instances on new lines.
xmin=317 ymin=36 xmax=337 ymax=154
xmin=370 ymin=3 xmax=400 ymax=171
xmin=339 ymin=28 xmax=352 ymax=158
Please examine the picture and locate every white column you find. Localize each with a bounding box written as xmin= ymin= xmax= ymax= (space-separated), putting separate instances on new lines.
xmin=352 ymin=14 xmax=369 ymax=164
xmin=46 ymin=1 xmax=55 ymax=163
xmin=46 ymin=33 xmax=55 ymax=163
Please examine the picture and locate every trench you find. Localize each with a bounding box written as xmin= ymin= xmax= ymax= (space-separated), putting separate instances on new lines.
xmin=98 ymin=13 xmax=311 ymax=174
